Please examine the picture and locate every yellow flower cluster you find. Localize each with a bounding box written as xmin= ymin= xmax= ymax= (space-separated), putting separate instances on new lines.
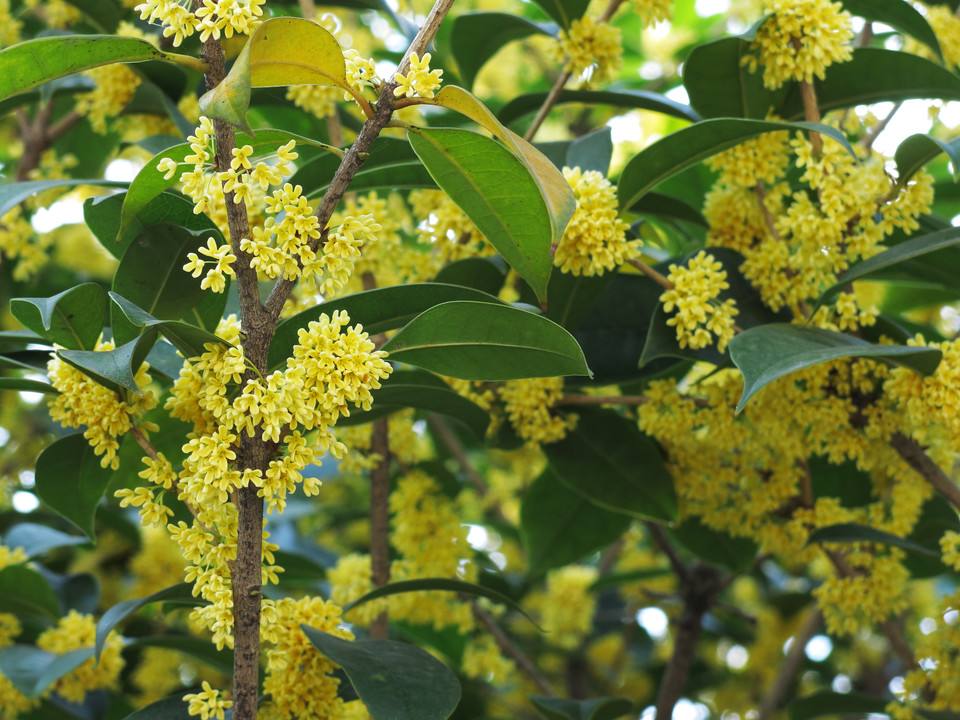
xmin=261 ymin=597 xmax=355 ymax=719
xmin=393 ymin=52 xmax=443 ymax=99
xmin=554 ymin=17 xmax=623 ymax=87
xmin=25 ymin=0 xmax=80 ymax=28
xmin=409 ymin=189 xmax=491 ymax=263
xmin=387 ymin=471 xmax=476 ymax=630
xmin=635 ymin=0 xmax=672 ymax=25
xmin=705 ymin=131 xmax=791 ymax=189
xmin=136 ymin=0 xmax=266 ymax=46
xmin=745 ymin=0 xmax=854 ymax=89
xmin=0 ymin=546 xmax=34 ymax=719
xmin=132 ymin=647 xmax=185 ymax=706
xmin=329 ymin=553 xmax=385 ymax=626
xmin=47 ymin=341 xmax=157 ymax=469
xmin=813 ymin=552 xmax=910 ymax=635
xmin=924 ymin=4 xmax=960 ymax=68
xmin=184 ymin=680 xmax=232 ymax=720
xmin=660 ymin=251 xmax=739 ymax=351
xmin=529 ymin=566 xmax=598 ymax=649
xmin=36 ymin=610 xmax=125 ymax=703
xmin=0 ymin=0 xmax=21 ymax=46
xmin=184 ymin=237 xmax=237 ymax=293
xmin=463 ymin=636 xmax=514 ymax=683
xmin=0 ymin=207 xmax=48 ymax=281
xmin=554 ymin=167 xmax=633 ymax=276
xmin=499 ymin=378 xmax=577 ymax=445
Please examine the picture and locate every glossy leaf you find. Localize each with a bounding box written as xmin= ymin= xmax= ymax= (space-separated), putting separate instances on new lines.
xmin=820 ymin=226 xmax=960 ymax=303
xmin=382 ymin=301 xmax=591 ymax=381
xmin=96 ymin=583 xmax=200 ymax=659
xmin=729 ymin=324 xmax=943 ymax=412
xmin=895 ymin=133 xmax=960 ymax=184
xmin=200 ymin=17 xmax=347 ymax=126
xmin=544 ymin=409 xmax=676 ymax=521
xmin=451 ymin=13 xmax=554 ymax=89
xmin=120 ymin=695 xmax=192 ymax=720
xmin=4 ymin=523 xmax=88 ymax=558
xmin=521 ymin=469 xmax=630 ymax=574
xmin=10 ymin=283 xmax=107 ymax=351
xmin=293 ymin=137 xmax=422 ymax=197
xmin=0 ymin=565 xmax=61 ymax=619
xmin=0 ymin=377 xmax=58 ymax=394
xmin=345 ymin=577 xmax=538 ymax=627
xmin=531 ymin=696 xmax=633 ymax=720
xmin=0 ymin=35 xmax=202 ymax=101
xmin=269 ymin=283 xmax=502 ymax=368
xmin=0 ymin=178 xmax=124 ymax=217
xmin=499 ymin=89 xmax=700 ymax=125
xmin=59 ymin=336 xmax=152 ymax=393
xmin=566 ymin=127 xmax=614 ymax=176
xmin=112 ymin=224 xmax=226 ymax=343
xmin=0 ymin=645 xmax=93 ymax=698
xmin=35 ymin=434 xmax=113 ymax=539
xmin=302 ymin=629 xmax=462 ymax=720
xmin=671 ymin=518 xmax=758 ymax=572
xmin=684 ymin=36 xmax=784 ymax=119
xmin=128 ymin=635 xmax=233 ymax=675
xmin=617 ymin=119 xmax=855 ymax=210
xmin=109 ymin=292 xmax=229 ymax=359
xmin=408 ymin=127 xmax=558 ymax=300
xmin=841 ymin=0 xmax=941 ymax=58
xmin=808 ymin=523 xmax=938 ymax=557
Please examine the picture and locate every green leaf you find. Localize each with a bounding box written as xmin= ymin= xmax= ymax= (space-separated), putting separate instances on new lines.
xmin=10 ymin=283 xmax=107 ymax=351
xmin=531 ymin=696 xmax=634 ymax=720
xmin=119 ymin=128 xmax=339 ymax=243
xmin=339 ymin=371 xmax=490 ymax=438
xmin=35 ymin=434 xmax=113 ymax=540
xmin=566 ymin=127 xmax=613 ymax=176
xmin=96 ymin=583 xmax=200 ymax=659
xmin=808 ymin=523 xmax=939 ymax=557
xmin=120 ymin=695 xmax=192 ymax=720
xmin=434 ymin=258 xmax=507 ymax=296
xmin=109 ymin=292 xmax=229 ymax=359
xmin=499 ymin=89 xmax=700 ymax=126
xmin=4 ymin=523 xmax=88 ymax=558
xmin=64 ymin=0 xmax=124 ymax=32
xmin=521 ymin=469 xmax=631 ymax=575
xmin=527 ymin=0 xmax=589 ymax=27
xmin=382 ymin=301 xmax=591 ymax=381
xmin=840 ymin=0 xmax=942 ymax=59
xmin=729 ymin=324 xmax=943 ymax=412
xmin=789 ymin=692 xmax=886 ymax=720
xmin=408 ymin=127 xmax=558 ymax=300
xmin=0 ymin=646 xmax=94 ymax=698
xmin=269 ymin=283 xmax=503 ymax=369
xmin=0 ymin=35 xmax=202 ymax=101
xmin=302 ymin=629 xmax=462 ymax=720
xmin=0 ymin=378 xmax=57 ymax=394
xmin=544 ymin=409 xmax=676 ymax=522
xmin=344 ymin=578 xmax=538 ymax=627
xmin=0 ymin=178 xmax=125 ymax=217
xmin=617 ymin=119 xmax=855 ymax=210
xmin=112 ymin=224 xmax=226 ymax=344
xmin=0 ymin=565 xmax=61 ymax=619
xmin=671 ymin=518 xmax=758 ymax=572
xmin=781 ymin=49 xmax=960 ymax=118
xmin=128 ymin=635 xmax=233 ymax=675
xmin=451 ymin=13 xmax=555 ymax=90
xmin=292 ymin=137 xmax=416 ymax=196
xmin=684 ymin=36 xmax=784 ymax=119
xmin=821 ymin=226 xmax=960 ymax=303
xmin=630 ymin=193 xmax=707 ymax=227
xmin=895 ymin=133 xmax=960 ymax=185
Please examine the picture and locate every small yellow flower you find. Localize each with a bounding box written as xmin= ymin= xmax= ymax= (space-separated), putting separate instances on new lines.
xmin=393 ymin=52 xmax=443 ymax=99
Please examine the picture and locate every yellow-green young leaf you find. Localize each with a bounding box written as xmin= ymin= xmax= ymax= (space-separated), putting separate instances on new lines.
xmin=199 ymin=17 xmax=347 ymax=127
xmin=407 ymin=128 xmax=561 ymax=300
xmin=0 ymin=35 xmax=204 ymax=101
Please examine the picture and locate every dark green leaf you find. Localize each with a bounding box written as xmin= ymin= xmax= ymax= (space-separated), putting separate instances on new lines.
xmin=58 ymin=336 xmax=151 ymax=393
xmin=545 ymin=409 xmax=676 ymax=521
xmin=382 ymin=301 xmax=591 ymax=381
xmin=0 ymin=565 xmax=61 ymax=619
xmin=521 ymin=469 xmax=630 ymax=574
xmin=0 ymin=179 xmax=125 ymax=217
xmin=451 ymin=13 xmax=554 ymax=89
xmin=808 ymin=523 xmax=939 ymax=557
xmin=10 ymin=283 xmax=107 ymax=351
xmin=527 ymin=0 xmax=589 ymax=27
xmin=128 ymin=635 xmax=233 ymax=674
xmin=684 ymin=36 xmax=784 ymax=119
xmin=840 ymin=0 xmax=941 ymax=58
xmin=895 ymin=133 xmax=960 ymax=185
xmin=0 ymin=35 xmax=201 ymax=101
xmin=269 ymin=283 xmax=503 ymax=369
xmin=789 ymin=692 xmax=886 ymax=720
xmin=730 ymin=324 xmax=943 ymax=411
xmin=671 ymin=518 xmax=758 ymax=572
xmin=109 ymin=292 xmax=229 ymax=359
xmin=292 ymin=137 xmax=416 ymax=196
xmin=96 ymin=583 xmax=200 ymax=659
xmin=629 ymin=193 xmax=707 ymax=227
xmin=3 ymin=523 xmax=88 ymax=558
xmin=112 ymin=224 xmax=226 ymax=344
xmin=120 ymin=695 xmax=192 ymax=720
xmin=617 ymin=119 xmax=854 ymax=210
xmin=408 ymin=127 xmax=559 ymax=300
xmin=345 ymin=578 xmax=538 ymax=628
xmin=64 ymin=0 xmax=124 ymax=32
xmin=531 ymin=696 xmax=633 ymax=720
xmin=433 ymin=257 xmax=507 ymax=296
xmin=35 ymin=434 xmax=113 ymax=540
xmin=500 ymin=89 xmax=700 ymax=127
xmin=0 ymin=646 xmax=93 ymax=698
xmin=0 ymin=378 xmax=58 ymax=394
xmin=302 ymin=629 xmax=461 ymax=720
xmin=545 ymin=271 xmax=612 ymax=330
xmin=566 ymin=127 xmax=613 ymax=176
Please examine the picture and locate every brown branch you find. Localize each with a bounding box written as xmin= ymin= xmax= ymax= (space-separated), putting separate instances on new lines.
xmin=799 ymin=80 xmax=823 ymax=157
xmin=473 ymin=604 xmax=555 ymax=695
xmin=16 ymin=101 xmax=54 ymax=180
xmin=558 ymin=394 xmax=648 ymax=407
xmin=523 ymin=69 xmax=571 ymax=142
xmin=428 ymin=416 xmax=490 ymax=496
xmin=45 ymin=110 xmax=82 ymax=143
xmin=863 ymin=102 xmax=901 ymax=151
xmin=890 ymin=433 xmax=960 ymax=511
xmin=627 ymin=257 xmax=674 ymax=291
xmin=369 ymin=418 xmax=391 ymax=640
xmin=264 ymin=0 xmax=456 ymax=320
xmin=757 ymin=608 xmax=822 ymax=719
xmin=646 ymin=521 xmax=688 ymax=584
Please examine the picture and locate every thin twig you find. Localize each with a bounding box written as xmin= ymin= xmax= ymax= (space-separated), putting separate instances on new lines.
xmin=646 ymin=522 xmax=688 ymax=584
xmin=799 ymin=80 xmax=823 ymax=157
xmin=757 ymin=608 xmax=822 ymax=719
xmin=627 ymin=257 xmax=674 ymax=290
xmin=863 ymin=102 xmax=901 ymax=151
xmin=523 ymin=70 xmax=571 ymax=142
xmin=890 ymin=432 xmax=960 ymax=512
xmin=473 ymin=604 xmax=555 ymax=695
